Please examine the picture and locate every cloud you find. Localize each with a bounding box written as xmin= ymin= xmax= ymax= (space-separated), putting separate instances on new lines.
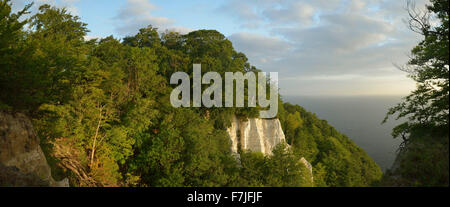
xmin=295 ymin=14 xmax=392 ymax=50
xmin=112 ymin=0 xmax=194 ymax=36
xmin=277 ymin=74 xmax=415 ymax=96
xmin=222 ymin=0 xmax=429 ymax=95
xmin=262 ymin=2 xmax=316 ymax=26
xmin=218 ymin=0 xmax=344 ymax=29
xmin=113 ymin=0 xmax=173 ymax=36
xmin=163 ymin=26 xmax=194 ymax=35
xmin=84 ymin=35 xmax=101 ymax=41
xmin=217 ymin=0 xmax=265 ymax=29
xmin=228 ymin=33 xmax=292 ymax=65
xmin=10 ymin=0 xmax=429 ymax=96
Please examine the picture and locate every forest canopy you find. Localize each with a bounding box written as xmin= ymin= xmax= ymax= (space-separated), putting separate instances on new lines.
xmin=0 ymin=0 xmax=382 ymax=187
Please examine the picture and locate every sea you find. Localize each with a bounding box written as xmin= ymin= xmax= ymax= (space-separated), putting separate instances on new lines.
xmin=284 ymin=95 xmax=406 ymax=172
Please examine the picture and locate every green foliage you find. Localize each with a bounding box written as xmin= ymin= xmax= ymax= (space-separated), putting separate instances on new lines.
xmin=128 ymin=107 xmax=237 ymax=187
xmin=381 ymin=127 xmax=449 ymax=186
xmin=384 ymin=0 xmax=449 ymax=137
xmin=1 ymin=1 xmax=384 ymax=187
xmin=235 ymin=143 xmax=313 ymax=187
xmin=0 ymin=0 xmax=31 ymax=109
xmin=382 ymin=0 xmax=449 ymax=186
xmin=0 ymin=0 xmax=30 ymax=52
xmin=1 ymin=1 xmax=89 ymax=112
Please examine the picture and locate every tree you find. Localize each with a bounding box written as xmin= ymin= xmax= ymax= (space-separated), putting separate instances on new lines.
xmin=284 ymin=111 xmax=302 ymax=144
xmin=236 ymin=143 xmax=313 ymax=187
xmin=1 ymin=0 xmax=385 ymax=187
xmin=123 ymin=25 xmax=161 ymax=49
xmin=0 ymin=0 xmax=30 ymax=57
xmin=266 ymin=143 xmax=313 ymax=187
xmin=381 ymin=0 xmax=449 ymax=187
xmin=0 ymin=0 xmax=32 ymax=109
xmin=384 ymin=0 xmax=449 ymax=142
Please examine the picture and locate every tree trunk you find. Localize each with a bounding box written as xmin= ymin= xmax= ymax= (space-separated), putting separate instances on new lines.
xmin=90 ymin=105 xmax=103 ymax=168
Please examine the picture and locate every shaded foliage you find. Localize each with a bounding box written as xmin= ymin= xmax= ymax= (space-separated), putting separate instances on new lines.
xmin=382 ymin=0 xmax=449 ymax=186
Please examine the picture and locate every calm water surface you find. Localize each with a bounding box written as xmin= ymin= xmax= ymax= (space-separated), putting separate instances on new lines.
xmin=284 ymin=95 xmax=405 ymax=172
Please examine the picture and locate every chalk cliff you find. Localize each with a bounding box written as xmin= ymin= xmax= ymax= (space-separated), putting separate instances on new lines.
xmin=0 ymin=110 xmax=68 ymax=187
xmin=227 ymin=116 xmax=286 ymax=155
xmin=227 ymin=115 xmax=313 ymax=179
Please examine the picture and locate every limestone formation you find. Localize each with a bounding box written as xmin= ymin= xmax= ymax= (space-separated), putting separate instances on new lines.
xmin=300 ymin=157 xmax=313 ymax=182
xmin=227 ymin=115 xmax=313 ymax=180
xmin=227 ymin=115 xmax=286 ymax=155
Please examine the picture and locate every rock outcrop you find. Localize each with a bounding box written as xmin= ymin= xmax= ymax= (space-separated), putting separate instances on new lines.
xmin=227 ymin=115 xmax=313 ymax=179
xmin=227 ymin=115 xmax=286 ymax=155
xmin=0 ymin=110 xmax=68 ymax=187
xmin=300 ymin=157 xmax=313 ymax=182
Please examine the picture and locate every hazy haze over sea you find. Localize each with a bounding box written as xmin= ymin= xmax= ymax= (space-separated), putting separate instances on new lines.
xmin=284 ymin=95 xmax=405 ymax=172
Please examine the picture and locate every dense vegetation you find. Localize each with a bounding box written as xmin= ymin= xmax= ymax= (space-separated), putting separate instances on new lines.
xmin=0 ymin=0 xmax=381 ymax=187
xmin=382 ymin=0 xmax=449 ymax=186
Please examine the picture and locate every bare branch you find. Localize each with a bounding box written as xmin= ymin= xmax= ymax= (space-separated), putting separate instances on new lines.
xmin=405 ymin=0 xmax=431 ymax=35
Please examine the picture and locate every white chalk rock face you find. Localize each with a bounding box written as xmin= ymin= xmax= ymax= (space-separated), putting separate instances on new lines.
xmin=227 ymin=116 xmax=240 ymax=155
xmin=227 ymin=115 xmax=286 ymax=155
xmin=227 ymin=115 xmax=314 ymax=183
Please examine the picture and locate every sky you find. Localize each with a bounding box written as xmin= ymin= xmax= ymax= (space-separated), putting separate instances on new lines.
xmin=10 ymin=0 xmax=430 ymax=96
